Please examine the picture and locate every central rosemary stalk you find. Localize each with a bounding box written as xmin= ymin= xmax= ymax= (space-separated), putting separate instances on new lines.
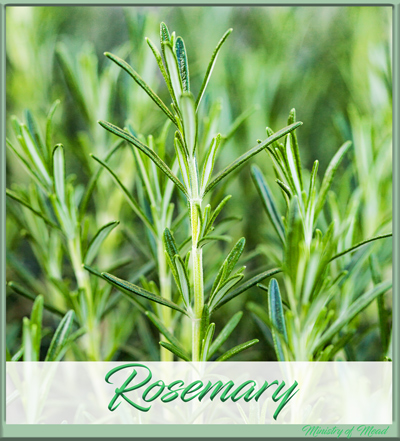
xmin=188 ymin=157 xmax=204 ymax=361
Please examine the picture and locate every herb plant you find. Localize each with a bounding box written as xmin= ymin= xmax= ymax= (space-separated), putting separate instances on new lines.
xmin=89 ymin=23 xmax=301 ymax=362
xmin=248 ymin=109 xmax=392 ymax=361
xmin=6 ymin=8 xmax=392 ymax=364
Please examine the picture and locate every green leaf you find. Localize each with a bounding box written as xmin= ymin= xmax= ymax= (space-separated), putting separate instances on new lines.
xmin=6 ymin=346 xmax=12 ymax=362
xmin=204 ymin=195 xmax=231 ymax=236
xmin=25 ymin=109 xmax=46 ymax=163
xmin=175 ymin=36 xmax=190 ymax=92
xmin=46 ymin=100 xmax=60 ymax=163
xmin=22 ymin=317 xmax=34 ymax=361
xmin=7 ymin=139 xmax=49 ymax=193
xmin=7 ymin=281 xmax=72 ymax=322
xmin=200 ymin=304 xmax=210 ymax=344
xmin=56 ymin=43 xmax=90 ymax=122
xmin=84 ymin=220 xmax=119 ymax=265
xmin=204 ymin=122 xmax=302 ymax=195
xmin=163 ymin=228 xmax=179 ymax=262
xmin=201 ymin=323 xmax=215 ymax=361
xmin=285 ymin=134 xmax=302 ymax=198
xmin=212 ymin=238 xmax=246 ymax=296
xmin=251 ymin=165 xmax=285 ymax=244
xmin=201 ymin=134 xmax=221 ymax=195
xmin=314 ymin=141 xmax=352 ymax=218
xmin=146 ymin=37 xmax=176 ymax=105
xmin=145 ymin=311 xmax=188 ymax=356
xmin=208 ymin=311 xmax=243 ymax=359
xmin=215 ymin=339 xmax=259 ymax=362
xmin=287 ymin=109 xmax=303 ymax=190
xmin=163 ymin=42 xmax=183 ymax=108
xmin=104 ymin=51 xmax=176 ymax=124
xmin=306 ymin=160 xmax=319 ymax=214
xmin=50 ymin=194 xmax=75 ymax=239
xmin=369 ymin=254 xmax=389 ymax=352
xmin=159 ymin=341 xmax=190 ymax=361
xmin=284 ymin=196 xmax=303 ymax=278
xmin=209 ymin=274 xmax=243 ymax=311
xmin=11 ymin=347 xmax=24 ymax=362
xmin=160 ymin=22 xmax=171 ymax=60
xmin=90 ymin=154 xmax=156 ymax=236
xmin=98 ymin=120 xmax=187 ymax=196
xmin=6 ymin=188 xmax=59 ymax=229
xmin=180 ymin=93 xmax=197 ymax=155
xmin=196 ymin=28 xmax=233 ymax=109
xmin=160 ymin=22 xmax=171 ymax=43
xmin=329 ymin=233 xmax=392 ymax=262
xmin=268 ymin=279 xmax=288 ymax=361
xmin=174 ymin=255 xmax=191 ymax=308
xmin=174 ymin=134 xmax=190 ymax=189
xmin=52 ymin=144 xmax=66 ymax=205
xmin=198 ymin=235 xmax=231 ymax=247
xmin=212 ymin=268 xmax=282 ymax=312
xmin=45 ymin=310 xmax=75 ymax=361
xmin=201 ymin=204 xmax=211 ymax=237
xmin=313 ymin=280 xmax=392 ymax=353
xmin=21 ymin=124 xmax=51 ymax=186
xmin=79 ymin=139 xmax=124 ymax=219
xmin=30 ymin=295 xmax=44 ymax=356
xmin=101 ymin=272 xmax=189 ymax=316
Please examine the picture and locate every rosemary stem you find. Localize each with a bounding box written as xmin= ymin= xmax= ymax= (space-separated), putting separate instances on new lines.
xmin=68 ymin=236 xmax=100 ymax=360
xmin=189 ymin=157 xmax=204 ymax=362
xmin=157 ymin=237 xmax=173 ymax=361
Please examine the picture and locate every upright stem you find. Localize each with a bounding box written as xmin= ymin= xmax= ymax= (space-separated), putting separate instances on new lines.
xmin=188 ymin=157 xmax=204 ymax=362
xmin=68 ymin=235 xmax=100 ymax=360
xmin=157 ymin=237 xmax=173 ymax=361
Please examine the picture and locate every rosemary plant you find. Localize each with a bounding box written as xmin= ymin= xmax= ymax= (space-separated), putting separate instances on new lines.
xmin=89 ymin=22 xmax=301 ymax=362
xmin=248 ymin=109 xmax=392 ymax=361
xmin=6 ymin=107 xmax=139 ymax=361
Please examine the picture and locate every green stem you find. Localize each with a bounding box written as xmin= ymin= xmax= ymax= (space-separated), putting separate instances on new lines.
xmin=68 ymin=236 xmax=100 ymax=360
xmin=157 ymin=237 xmax=173 ymax=361
xmin=188 ymin=157 xmax=204 ymax=362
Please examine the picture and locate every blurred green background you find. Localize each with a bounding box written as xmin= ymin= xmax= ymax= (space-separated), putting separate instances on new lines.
xmin=6 ymin=6 xmax=392 ymax=361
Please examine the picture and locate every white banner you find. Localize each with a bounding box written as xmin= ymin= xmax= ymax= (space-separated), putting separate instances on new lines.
xmin=6 ymin=362 xmax=392 ymax=424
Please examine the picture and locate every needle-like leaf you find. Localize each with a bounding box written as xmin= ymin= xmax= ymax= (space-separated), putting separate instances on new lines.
xmin=90 ymin=154 xmax=156 ymax=236
xmin=102 ymin=272 xmax=189 ymax=316
xmin=329 ymin=233 xmax=392 ymax=262
xmin=200 ymin=323 xmax=215 ymax=361
xmin=175 ymin=36 xmax=190 ymax=92
xmin=208 ymin=311 xmax=243 ymax=359
xmin=45 ymin=310 xmax=75 ymax=361
xmin=314 ymin=141 xmax=352 ymax=218
xmin=204 ymin=122 xmax=302 ymax=195
xmin=196 ymin=28 xmax=233 ymax=109
xmin=212 ymin=268 xmax=282 ymax=312
xmin=268 ymin=278 xmax=288 ymax=361
xmin=215 ymin=339 xmax=259 ymax=362
xmin=313 ymin=280 xmax=392 ymax=353
xmin=104 ymin=51 xmax=176 ymax=124
xmin=84 ymin=221 xmax=119 ymax=266
xmin=6 ymin=188 xmax=59 ymax=229
xmin=98 ymin=120 xmax=187 ymax=196
xmin=251 ymin=165 xmax=285 ymax=244
xmin=145 ymin=311 xmax=188 ymax=355
xmin=159 ymin=341 xmax=191 ymax=361
xmin=52 ymin=144 xmax=66 ymax=205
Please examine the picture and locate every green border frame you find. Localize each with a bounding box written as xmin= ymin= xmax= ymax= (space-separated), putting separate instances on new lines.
xmin=1 ymin=2 xmax=398 ymax=439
